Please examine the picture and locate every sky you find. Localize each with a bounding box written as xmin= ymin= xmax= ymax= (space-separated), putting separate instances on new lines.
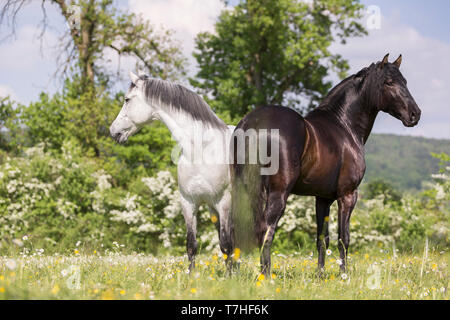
xmin=0 ymin=0 xmax=449 ymax=139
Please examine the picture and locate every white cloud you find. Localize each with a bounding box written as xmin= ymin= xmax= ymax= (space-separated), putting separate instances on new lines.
xmin=0 ymin=84 xmax=17 ymax=100
xmin=128 ymin=0 xmax=225 ymax=74
xmin=0 ymin=24 xmax=59 ymax=104
xmin=0 ymin=25 xmax=58 ymax=72
xmin=332 ymin=15 xmax=450 ymax=139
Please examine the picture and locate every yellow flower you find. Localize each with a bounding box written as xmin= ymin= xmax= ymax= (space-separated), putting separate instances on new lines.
xmin=257 ymin=274 xmax=265 ymax=281
xmin=74 ymin=249 xmax=79 ymax=255
xmin=431 ymin=263 xmax=437 ymax=271
xmin=134 ymin=293 xmax=142 ymax=300
xmin=324 ymin=216 xmax=330 ymax=222
xmin=212 ymin=254 xmax=218 ymax=261
xmin=271 ymin=274 xmax=276 ymax=280
xmin=364 ymin=253 xmax=369 ymax=260
xmin=51 ymin=285 xmax=60 ymax=295
xmin=275 ymin=287 xmax=281 ymax=293
xmin=223 ymin=254 xmax=228 ymax=260
xmin=256 ymin=281 xmax=262 ymax=287
xmin=190 ymin=288 xmax=197 ymax=294
xmin=0 ymin=275 xmax=4 ymax=281
xmin=330 ymin=274 xmax=335 ymax=281
xmin=233 ymin=248 xmax=241 ymax=261
xmin=119 ymin=290 xmax=126 ymax=295
xmin=93 ymin=250 xmax=97 ymax=254
xmin=211 ymin=215 xmax=218 ymax=223
xmin=0 ymin=287 xmax=5 ymax=293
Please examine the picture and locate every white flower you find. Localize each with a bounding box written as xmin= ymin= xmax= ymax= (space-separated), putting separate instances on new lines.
xmin=5 ymin=259 xmax=17 ymax=270
xmin=22 ymin=235 xmax=29 ymax=241
xmin=341 ymin=273 xmax=348 ymax=280
xmin=12 ymin=239 xmax=23 ymax=247
xmin=326 ymin=249 xmax=332 ymax=256
xmin=336 ymin=259 xmax=343 ymax=266
xmin=61 ymin=269 xmax=69 ymax=277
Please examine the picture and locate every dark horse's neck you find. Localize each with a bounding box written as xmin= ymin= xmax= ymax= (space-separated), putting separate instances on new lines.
xmin=306 ymin=68 xmax=380 ymax=145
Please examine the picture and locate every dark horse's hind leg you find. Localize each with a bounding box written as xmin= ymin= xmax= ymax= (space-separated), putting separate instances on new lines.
xmin=337 ymin=190 xmax=358 ymax=272
xmin=315 ymin=197 xmax=334 ymax=274
xmin=259 ymin=191 xmax=289 ymax=276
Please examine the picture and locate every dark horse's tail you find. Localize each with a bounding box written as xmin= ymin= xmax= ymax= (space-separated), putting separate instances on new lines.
xmin=231 ymin=136 xmax=266 ymax=253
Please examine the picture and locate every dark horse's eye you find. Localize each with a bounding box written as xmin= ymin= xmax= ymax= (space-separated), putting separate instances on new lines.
xmin=385 ymin=80 xmax=394 ymax=86
xmin=124 ymin=97 xmax=130 ymax=103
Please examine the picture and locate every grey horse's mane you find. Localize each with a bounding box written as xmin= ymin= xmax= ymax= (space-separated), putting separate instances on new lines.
xmin=132 ymin=76 xmax=227 ymax=130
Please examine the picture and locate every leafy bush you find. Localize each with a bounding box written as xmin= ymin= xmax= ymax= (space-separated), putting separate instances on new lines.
xmin=275 ymin=155 xmax=449 ymax=252
xmin=0 ymin=141 xmax=217 ymax=255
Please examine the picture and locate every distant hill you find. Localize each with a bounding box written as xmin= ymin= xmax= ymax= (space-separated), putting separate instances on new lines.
xmin=364 ymin=134 xmax=450 ymax=191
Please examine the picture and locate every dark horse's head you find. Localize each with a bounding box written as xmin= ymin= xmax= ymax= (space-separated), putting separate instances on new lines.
xmin=374 ymin=53 xmax=421 ymax=127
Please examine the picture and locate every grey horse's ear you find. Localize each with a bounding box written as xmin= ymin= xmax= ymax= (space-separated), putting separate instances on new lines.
xmin=393 ymin=54 xmax=402 ymax=68
xmin=379 ymin=53 xmax=389 ymax=69
xmin=138 ymin=70 xmax=147 ymax=78
xmin=129 ymin=71 xmax=140 ymax=84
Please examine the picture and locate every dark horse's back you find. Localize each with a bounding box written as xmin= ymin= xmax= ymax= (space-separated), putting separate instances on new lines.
xmin=231 ymin=105 xmax=307 ymax=251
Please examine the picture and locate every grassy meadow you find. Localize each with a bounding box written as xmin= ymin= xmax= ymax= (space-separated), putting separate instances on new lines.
xmin=0 ymin=245 xmax=447 ymax=300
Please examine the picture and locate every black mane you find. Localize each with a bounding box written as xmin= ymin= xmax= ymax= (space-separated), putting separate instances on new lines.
xmin=307 ymin=63 xmax=381 ymax=117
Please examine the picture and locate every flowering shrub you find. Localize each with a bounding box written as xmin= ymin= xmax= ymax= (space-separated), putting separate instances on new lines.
xmin=0 ymin=142 xmax=447 ymax=254
xmin=276 ymin=155 xmax=449 ymax=251
xmin=0 ymin=141 xmax=217 ymax=254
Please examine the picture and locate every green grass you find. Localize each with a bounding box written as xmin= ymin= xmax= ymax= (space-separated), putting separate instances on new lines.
xmin=0 ymin=247 xmax=448 ymax=300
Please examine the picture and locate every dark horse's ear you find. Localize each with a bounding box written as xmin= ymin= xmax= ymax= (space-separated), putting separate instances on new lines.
xmin=393 ymin=54 xmax=402 ymax=68
xmin=379 ymin=53 xmax=389 ymax=69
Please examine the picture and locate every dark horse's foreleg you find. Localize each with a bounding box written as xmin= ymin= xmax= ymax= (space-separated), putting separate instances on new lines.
xmin=337 ymin=190 xmax=358 ymax=272
xmin=180 ymin=197 xmax=199 ymax=272
xmin=259 ymin=191 xmax=288 ymax=276
xmin=315 ymin=197 xmax=334 ymax=273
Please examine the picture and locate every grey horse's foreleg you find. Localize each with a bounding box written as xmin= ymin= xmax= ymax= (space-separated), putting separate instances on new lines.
xmin=180 ymin=196 xmax=199 ymax=272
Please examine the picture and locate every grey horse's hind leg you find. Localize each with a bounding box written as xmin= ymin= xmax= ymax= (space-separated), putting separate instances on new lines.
xmin=180 ymin=196 xmax=199 ymax=272
xmin=212 ymin=189 xmax=234 ymax=274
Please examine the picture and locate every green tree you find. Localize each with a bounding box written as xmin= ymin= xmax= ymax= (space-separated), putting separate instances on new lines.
xmin=0 ymin=96 xmax=24 ymax=152
xmin=192 ymin=0 xmax=366 ymax=120
xmin=363 ymin=179 xmax=402 ymax=204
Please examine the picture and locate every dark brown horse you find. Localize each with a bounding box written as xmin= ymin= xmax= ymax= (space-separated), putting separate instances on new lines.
xmin=231 ymin=54 xmax=421 ymax=275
